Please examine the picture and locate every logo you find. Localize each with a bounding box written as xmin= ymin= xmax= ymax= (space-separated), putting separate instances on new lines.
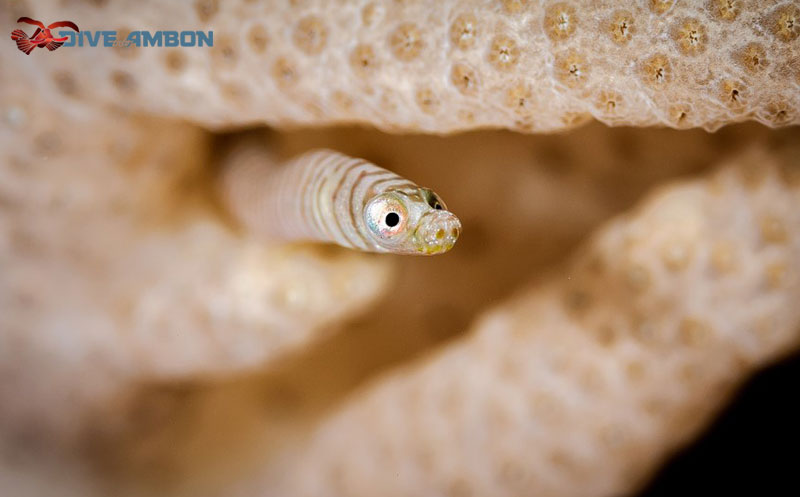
xmin=10 ymin=17 xmax=79 ymax=55
xmin=10 ymin=16 xmax=214 ymax=53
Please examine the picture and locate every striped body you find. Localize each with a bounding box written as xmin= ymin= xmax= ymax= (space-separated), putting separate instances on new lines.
xmin=221 ymin=146 xmax=460 ymax=255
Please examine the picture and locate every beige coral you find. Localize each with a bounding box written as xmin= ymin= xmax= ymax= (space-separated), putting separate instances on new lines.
xmin=257 ymin=145 xmax=800 ymax=497
xmin=6 ymin=0 xmax=799 ymax=132
xmin=0 ymin=77 xmax=393 ymax=449
xmin=2 ymin=0 xmax=800 ymax=496
xmin=22 ymin=128 xmax=788 ymax=497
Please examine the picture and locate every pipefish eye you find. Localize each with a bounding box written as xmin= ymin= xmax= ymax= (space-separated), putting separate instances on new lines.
xmin=366 ymin=194 xmax=408 ymax=238
xmin=385 ymin=211 xmax=400 ymax=227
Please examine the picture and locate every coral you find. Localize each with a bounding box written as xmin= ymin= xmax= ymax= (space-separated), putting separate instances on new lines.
xmin=5 ymin=0 xmax=799 ymax=132
xmin=1 ymin=1 xmax=800 ymax=496
xmin=0 ymin=82 xmax=393 ymax=449
xmin=260 ymin=145 xmax=800 ymax=497
xmin=0 ymin=124 xmax=782 ymax=497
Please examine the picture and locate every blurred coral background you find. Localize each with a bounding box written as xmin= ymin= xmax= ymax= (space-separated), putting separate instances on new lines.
xmin=1 ymin=1 xmax=799 ymax=496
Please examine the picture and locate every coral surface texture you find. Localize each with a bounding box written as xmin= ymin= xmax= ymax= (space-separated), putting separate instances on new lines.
xmin=1 ymin=1 xmax=799 ymax=497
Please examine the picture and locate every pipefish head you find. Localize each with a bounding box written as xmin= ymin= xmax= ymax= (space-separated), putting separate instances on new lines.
xmin=364 ymin=187 xmax=461 ymax=255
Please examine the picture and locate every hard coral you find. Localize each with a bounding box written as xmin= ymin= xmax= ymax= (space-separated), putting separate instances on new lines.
xmin=7 ymin=0 xmax=799 ymax=132
xmin=265 ymin=146 xmax=800 ymax=497
xmin=0 ymin=78 xmax=392 ymax=447
xmin=1 ymin=1 xmax=800 ymax=497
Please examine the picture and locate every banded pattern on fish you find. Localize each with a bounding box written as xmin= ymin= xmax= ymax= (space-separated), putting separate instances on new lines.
xmin=221 ymin=145 xmax=460 ymax=255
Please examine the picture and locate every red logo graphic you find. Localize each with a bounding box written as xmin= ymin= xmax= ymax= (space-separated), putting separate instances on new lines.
xmin=10 ymin=17 xmax=79 ymax=55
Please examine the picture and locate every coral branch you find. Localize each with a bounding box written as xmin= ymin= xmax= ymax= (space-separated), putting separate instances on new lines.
xmin=11 ymin=0 xmax=800 ymax=132
xmin=0 ymin=94 xmax=392 ymax=447
xmin=264 ymin=145 xmax=800 ymax=497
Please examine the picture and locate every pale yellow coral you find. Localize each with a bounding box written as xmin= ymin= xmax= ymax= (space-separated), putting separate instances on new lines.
xmin=258 ymin=146 xmax=800 ymax=497
xmin=12 ymin=126 xmax=785 ymax=497
xmin=5 ymin=0 xmax=799 ymax=132
xmin=2 ymin=1 xmax=800 ymax=496
xmin=0 ymin=79 xmax=393 ymax=449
